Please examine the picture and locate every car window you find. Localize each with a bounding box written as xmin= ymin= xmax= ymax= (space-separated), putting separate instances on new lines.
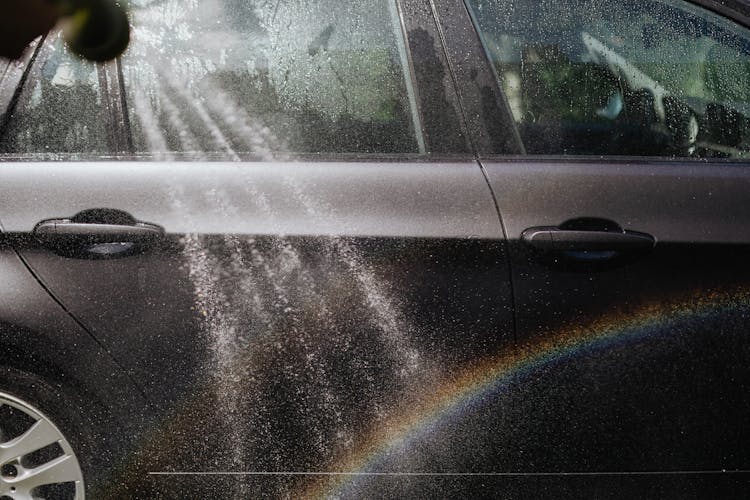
xmin=122 ymin=0 xmax=423 ymax=158
xmin=0 ymin=0 xmax=423 ymax=159
xmin=466 ymin=0 xmax=750 ymax=159
xmin=0 ymin=33 xmax=112 ymax=156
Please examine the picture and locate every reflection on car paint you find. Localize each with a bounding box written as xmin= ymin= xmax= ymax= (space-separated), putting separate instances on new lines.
xmin=301 ymin=287 xmax=750 ymax=498
xmin=99 ymin=276 xmax=750 ymax=498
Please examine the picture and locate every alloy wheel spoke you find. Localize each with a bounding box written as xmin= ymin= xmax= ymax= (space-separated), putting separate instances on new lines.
xmin=17 ymin=454 xmax=80 ymax=491
xmin=0 ymin=419 xmax=59 ymax=465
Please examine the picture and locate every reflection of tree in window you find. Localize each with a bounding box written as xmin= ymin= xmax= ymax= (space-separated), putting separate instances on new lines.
xmin=0 ymin=37 xmax=107 ymax=155
xmin=121 ymin=0 xmax=420 ymax=156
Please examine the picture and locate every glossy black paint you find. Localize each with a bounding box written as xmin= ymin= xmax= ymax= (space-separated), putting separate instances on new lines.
xmin=448 ymin=0 xmax=750 ymax=494
xmin=478 ymin=105 xmax=750 ymax=496
xmin=0 ymin=161 xmax=513 ymax=496
xmin=0 ymin=242 xmax=152 ymax=490
xmin=430 ymin=0 xmax=524 ymax=156
xmin=399 ymin=0 xmax=471 ymax=154
xmin=0 ymin=0 xmax=749 ymax=498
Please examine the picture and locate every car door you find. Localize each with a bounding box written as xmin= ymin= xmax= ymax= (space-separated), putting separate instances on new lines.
xmin=0 ymin=0 xmax=516 ymax=497
xmin=436 ymin=0 xmax=750 ymax=496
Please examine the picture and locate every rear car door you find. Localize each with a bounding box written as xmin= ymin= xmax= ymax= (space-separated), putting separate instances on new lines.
xmin=438 ymin=0 xmax=750 ymax=496
xmin=0 ymin=0 xmax=516 ymax=497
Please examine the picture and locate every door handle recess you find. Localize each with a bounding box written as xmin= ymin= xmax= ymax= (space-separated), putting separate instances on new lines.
xmin=33 ymin=209 xmax=164 ymax=259
xmin=522 ymin=227 xmax=655 ymax=252
xmin=34 ymin=220 xmax=163 ymax=241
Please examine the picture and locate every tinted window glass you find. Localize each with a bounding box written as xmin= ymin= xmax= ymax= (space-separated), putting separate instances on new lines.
xmin=123 ymin=0 xmax=423 ymax=158
xmin=467 ymin=0 xmax=750 ymax=159
xmin=0 ymin=33 xmax=112 ymax=156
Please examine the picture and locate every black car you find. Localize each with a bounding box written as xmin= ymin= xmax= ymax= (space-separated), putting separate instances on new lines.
xmin=0 ymin=0 xmax=749 ymax=498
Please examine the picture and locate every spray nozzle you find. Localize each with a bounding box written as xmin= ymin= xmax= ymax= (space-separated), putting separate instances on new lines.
xmin=57 ymin=0 xmax=130 ymax=62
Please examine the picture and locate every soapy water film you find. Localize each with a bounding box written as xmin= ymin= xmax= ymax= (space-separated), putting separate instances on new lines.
xmin=111 ymin=1 xmax=750 ymax=498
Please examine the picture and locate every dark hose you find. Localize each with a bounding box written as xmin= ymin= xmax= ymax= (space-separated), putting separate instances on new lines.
xmin=59 ymin=0 xmax=130 ymax=62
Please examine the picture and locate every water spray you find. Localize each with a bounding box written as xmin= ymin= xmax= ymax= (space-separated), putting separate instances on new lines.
xmin=57 ymin=0 xmax=130 ymax=62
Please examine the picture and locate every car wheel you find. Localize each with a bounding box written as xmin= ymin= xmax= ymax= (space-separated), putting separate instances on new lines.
xmin=0 ymin=369 xmax=101 ymax=500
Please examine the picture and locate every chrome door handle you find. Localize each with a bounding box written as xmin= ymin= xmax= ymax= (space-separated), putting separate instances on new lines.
xmin=33 ymin=209 xmax=164 ymax=259
xmin=522 ymin=218 xmax=656 ymax=269
xmin=34 ymin=220 xmax=163 ymax=241
xmin=522 ymin=227 xmax=655 ymax=252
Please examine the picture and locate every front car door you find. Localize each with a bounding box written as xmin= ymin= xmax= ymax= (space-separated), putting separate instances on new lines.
xmin=0 ymin=0 xmax=518 ymax=497
xmin=438 ymin=0 xmax=750 ymax=496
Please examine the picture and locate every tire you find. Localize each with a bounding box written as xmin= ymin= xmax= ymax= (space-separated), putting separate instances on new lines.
xmin=0 ymin=367 xmax=115 ymax=500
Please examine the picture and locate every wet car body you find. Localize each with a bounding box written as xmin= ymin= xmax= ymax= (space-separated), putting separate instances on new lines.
xmin=0 ymin=0 xmax=750 ymax=498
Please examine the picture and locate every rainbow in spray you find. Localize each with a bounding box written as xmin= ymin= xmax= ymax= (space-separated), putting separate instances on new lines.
xmin=298 ymin=288 xmax=749 ymax=498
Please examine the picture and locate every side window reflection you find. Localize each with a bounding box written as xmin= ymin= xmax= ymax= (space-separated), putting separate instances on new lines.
xmin=122 ymin=0 xmax=422 ymax=158
xmin=467 ymin=0 xmax=750 ymax=159
xmin=0 ymin=33 xmax=110 ymax=156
